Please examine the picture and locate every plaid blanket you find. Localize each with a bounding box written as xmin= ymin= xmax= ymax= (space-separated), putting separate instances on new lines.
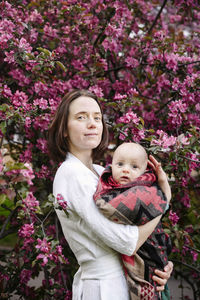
xmin=94 ymin=166 xmax=171 ymax=300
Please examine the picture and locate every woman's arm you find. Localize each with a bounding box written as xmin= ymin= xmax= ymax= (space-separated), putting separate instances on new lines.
xmin=53 ymin=164 xmax=138 ymax=256
xmin=133 ymin=215 xmax=162 ymax=254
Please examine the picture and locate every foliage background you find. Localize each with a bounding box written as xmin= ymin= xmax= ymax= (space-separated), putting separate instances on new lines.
xmin=0 ymin=0 xmax=199 ymax=299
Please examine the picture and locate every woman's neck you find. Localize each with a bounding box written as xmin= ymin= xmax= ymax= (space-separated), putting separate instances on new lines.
xmin=70 ymin=149 xmax=94 ymax=170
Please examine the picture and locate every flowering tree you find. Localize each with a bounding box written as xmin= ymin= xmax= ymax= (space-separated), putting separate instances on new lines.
xmin=0 ymin=0 xmax=200 ymax=299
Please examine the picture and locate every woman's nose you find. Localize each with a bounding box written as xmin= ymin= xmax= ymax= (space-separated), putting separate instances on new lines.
xmin=87 ymin=117 xmax=96 ymax=128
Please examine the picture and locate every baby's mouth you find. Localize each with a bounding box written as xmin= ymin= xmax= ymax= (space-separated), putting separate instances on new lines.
xmin=120 ymin=176 xmax=130 ymax=181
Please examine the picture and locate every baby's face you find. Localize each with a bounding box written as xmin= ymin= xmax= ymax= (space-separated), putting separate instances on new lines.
xmin=111 ymin=144 xmax=147 ymax=185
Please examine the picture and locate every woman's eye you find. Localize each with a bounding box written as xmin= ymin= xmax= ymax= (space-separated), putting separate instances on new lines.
xmin=95 ymin=117 xmax=101 ymax=121
xmin=77 ymin=115 xmax=85 ymax=120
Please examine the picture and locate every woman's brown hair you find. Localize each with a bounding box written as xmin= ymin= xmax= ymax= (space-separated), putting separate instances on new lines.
xmin=48 ymin=89 xmax=109 ymax=164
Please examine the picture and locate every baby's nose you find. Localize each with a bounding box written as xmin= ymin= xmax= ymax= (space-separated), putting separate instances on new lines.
xmin=122 ymin=167 xmax=129 ymax=173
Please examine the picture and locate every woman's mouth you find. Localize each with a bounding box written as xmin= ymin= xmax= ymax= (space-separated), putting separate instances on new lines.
xmin=85 ymin=133 xmax=98 ymax=137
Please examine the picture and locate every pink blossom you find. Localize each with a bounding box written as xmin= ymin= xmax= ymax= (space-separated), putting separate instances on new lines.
xmin=35 ymin=165 xmax=51 ymax=179
xmin=49 ymin=98 xmax=59 ymax=112
xmin=9 ymin=69 xmax=31 ymax=86
xmin=167 ymin=100 xmax=187 ymax=127
xmin=64 ymin=290 xmax=72 ymax=300
xmin=20 ymin=163 xmax=35 ymax=185
xmin=1 ymin=84 xmax=12 ymax=98
xmin=43 ymin=24 xmax=58 ymax=39
xmin=33 ymin=97 xmax=48 ymax=109
xmin=143 ymin=111 xmax=155 ymax=122
xmin=89 ymin=86 xmax=104 ymax=97
xmin=36 ymin=253 xmax=49 ymax=266
xmin=42 ymin=278 xmax=53 ymax=287
xmin=34 ymin=81 xmax=48 ymax=95
xmin=172 ymin=78 xmax=181 ymax=91
xmin=118 ymin=109 xmax=140 ymax=124
xmin=18 ymin=223 xmax=34 ymax=238
xmin=33 ymin=113 xmax=51 ymax=131
xmin=57 ymin=194 xmax=68 ymax=210
xmin=185 ymin=225 xmax=194 ymax=234
xmin=114 ymin=93 xmax=127 ymax=100
xmin=36 ymin=138 xmax=48 ymax=153
xmin=164 ymin=53 xmax=179 ymax=72
xmin=4 ymin=50 xmax=16 ymax=64
xmin=131 ymin=128 xmax=145 ymax=142
xmin=19 ymin=144 xmax=33 ymax=162
xmin=25 ymin=117 xmax=32 ymax=129
xmin=125 ymin=57 xmax=139 ymax=68
xmin=196 ymin=103 xmax=200 ymax=111
xmin=21 ymin=237 xmax=35 ymax=250
xmin=20 ymin=269 xmax=32 ymax=285
xmin=0 ymin=19 xmax=15 ymax=34
xmin=119 ymin=128 xmax=128 ymax=140
xmin=29 ymin=28 xmax=38 ymax=43
xmin=157 ymin=74 xmax=171 ymax=93
xmin=46 ymin=225 xmax=56 ymax=238
xmin=12 ymin=90 xmax=28 ymax=108
xmin=22 ymin=192 xmax=39 ymax=212
xmin=169 ymin=211 xmax=179 ymax=226
xmin=154 ymin=30 xmax=166 ymax=40
xmin=127 ymin=88 xmax=139 ymax=97
xmin=151 ymin=130 xmax=176 ymax=149
xmin=0 ymin=33 xmax=13 ymax=49
xmin=29 ymin=9 xmax=43 ymax=24
xmin=177 ymin=134 xmax=190 ymax=146
xmin=102 ymin=39 xmax=120 ymax=53
xmin=71 ymin=59 xmax=84 ymax=71
xmin=18 ymin=37 xmax=32 ymax=52
xmin=181 ymin=193 xmax=191 ymax=208
xmin=191 ymin=251 xmax=198 ymax=262
xmin=0 ymin=272 xmax=10 ymax=282
xmin=36 ymin=238 xmax=51 ymax=253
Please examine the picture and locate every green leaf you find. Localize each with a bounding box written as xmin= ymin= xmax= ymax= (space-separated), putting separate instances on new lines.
xmin=0 ymin=194 xmax=9 ymax=206
xmin=56 ymin=61 xmax=67 ymax=72
xmin=0 ymin=121 xmax=6 ymax=135
xmin=37 ymin=47 xmax=52 ymax=56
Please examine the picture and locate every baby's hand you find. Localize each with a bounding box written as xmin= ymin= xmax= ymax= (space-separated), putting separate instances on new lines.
xmin=148 ymin=155 xmax=171 ymax=202
xmin=148 ymin=155 xmax=168 ymax=184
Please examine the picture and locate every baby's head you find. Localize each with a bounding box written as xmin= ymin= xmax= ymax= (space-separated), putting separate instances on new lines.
xmin=111 ymin=142 xmax=148 ymax=185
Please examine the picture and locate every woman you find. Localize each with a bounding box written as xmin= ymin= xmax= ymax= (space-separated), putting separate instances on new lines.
xmin=48 ymin=89 xmax=173 ymax=300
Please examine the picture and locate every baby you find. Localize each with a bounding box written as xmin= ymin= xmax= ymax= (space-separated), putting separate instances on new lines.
xmin=94 ymin=142 xmax=171 ymax=300
xmin=111 ymin=143 xmax=171 ymax=201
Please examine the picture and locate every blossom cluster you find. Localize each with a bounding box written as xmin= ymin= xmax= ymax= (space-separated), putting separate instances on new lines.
xmin=0 ymin=0 xmax=200 ymax=298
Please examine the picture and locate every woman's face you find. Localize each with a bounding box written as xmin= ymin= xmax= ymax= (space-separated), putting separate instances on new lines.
xmin=67 ymin=96 xmax=103 ymax=155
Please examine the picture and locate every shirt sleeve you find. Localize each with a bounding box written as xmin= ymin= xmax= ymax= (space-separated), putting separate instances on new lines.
xmin=53 ymin=165 xmax=138 ymax=256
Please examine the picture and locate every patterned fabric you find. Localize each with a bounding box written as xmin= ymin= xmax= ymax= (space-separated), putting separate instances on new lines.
xmin=94 ymin=166 xmax=171 ymax=300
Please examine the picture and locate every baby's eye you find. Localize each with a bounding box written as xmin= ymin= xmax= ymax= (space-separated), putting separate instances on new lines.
xmin=117 ymin=162 xmax=123 ymax=167
xmin=132 ymin=165 xmax=138 ymax=169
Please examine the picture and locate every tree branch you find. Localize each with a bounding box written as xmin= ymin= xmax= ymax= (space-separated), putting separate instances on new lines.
xmin=0 ymin=208 xmax=17 ymax=239
xmin=179 ymin=60 xmax=200 ymax=67
xmin=148 ymin=0 xmax=168 ymax=35
xmin=171 ymin=259 xmax=200 ymax=273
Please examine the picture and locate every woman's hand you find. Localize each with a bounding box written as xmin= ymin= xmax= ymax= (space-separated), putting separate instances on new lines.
xmin=152 ymin=261 xmax=173 ymax=291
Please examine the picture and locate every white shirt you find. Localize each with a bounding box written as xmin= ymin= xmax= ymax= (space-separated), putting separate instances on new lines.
xmin=53 ymin=153 xmax=138 ymax=300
